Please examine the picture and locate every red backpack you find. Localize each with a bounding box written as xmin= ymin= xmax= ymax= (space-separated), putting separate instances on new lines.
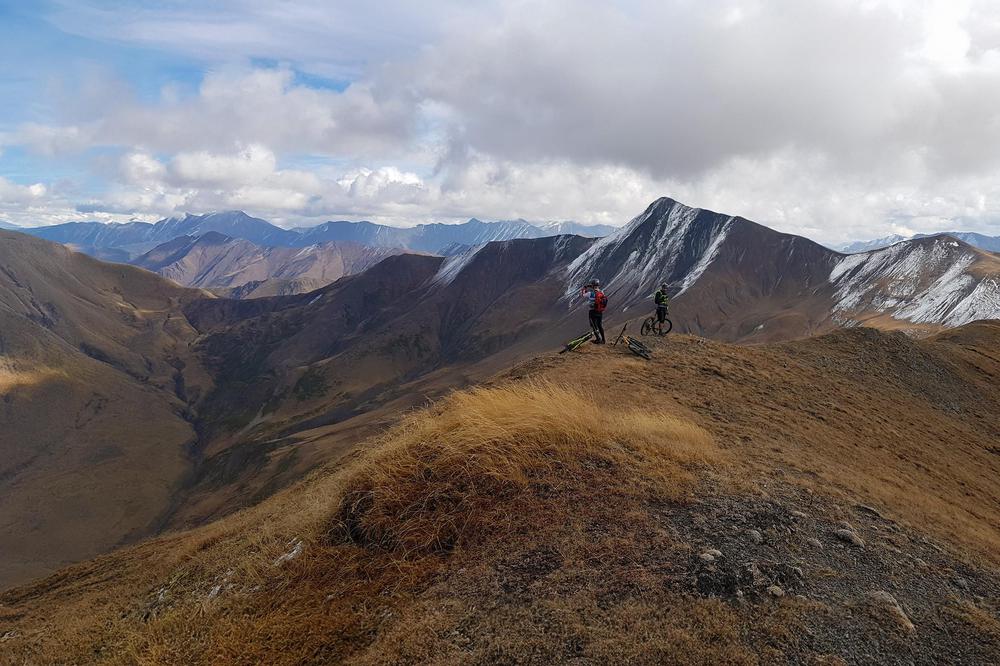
xmin=594 ymin=289 xmax=608 ymax=313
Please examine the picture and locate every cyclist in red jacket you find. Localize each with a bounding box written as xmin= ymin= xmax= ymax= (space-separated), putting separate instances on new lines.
xmin=582 ymin=279 xmax=607 ymax=344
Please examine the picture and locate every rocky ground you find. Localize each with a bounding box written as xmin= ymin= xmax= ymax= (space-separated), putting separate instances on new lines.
xmin=671 ymin=474 xmax=1000 ymax=665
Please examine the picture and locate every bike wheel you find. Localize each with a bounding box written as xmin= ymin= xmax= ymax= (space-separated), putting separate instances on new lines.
xmin=660 ymin=318 xmax=673 ymax=335
xmin=640 ymin=318 xmax=654 ymax=336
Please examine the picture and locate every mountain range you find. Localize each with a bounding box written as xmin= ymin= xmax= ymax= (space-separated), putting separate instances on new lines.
xmin=840 ymin=231 xmax=1000 ymax=254
xmin=20 ymin=211 xmax=616 ymax=260
xmin=132 ymin=231 xmax=408 ymax=298
xmin=2 ymin=196 xmax=999 ymax=594
xmin=570 ymin=197 xmax=1000 ymax=339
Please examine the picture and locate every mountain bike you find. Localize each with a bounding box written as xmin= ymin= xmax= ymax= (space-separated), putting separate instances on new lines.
xmin=641 ymin=310 xmax=673 ymax=336
xmin=559 ymin=331 xmax=593 ymax=353
xmin=622 ymin=334 xmax=651 ymax=360
xmin=612 ymin=323 xmax=651 ymax=360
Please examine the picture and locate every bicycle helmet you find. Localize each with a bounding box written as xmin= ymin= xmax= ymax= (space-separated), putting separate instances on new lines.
xmin=591 ymin=278 xmax=601 ymax=287
xmin=660 ymin=283 xmax=668 ymax=290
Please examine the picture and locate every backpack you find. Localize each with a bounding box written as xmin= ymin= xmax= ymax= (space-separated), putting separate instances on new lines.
xmin=594 ymin=290 xmax=608 ymax=313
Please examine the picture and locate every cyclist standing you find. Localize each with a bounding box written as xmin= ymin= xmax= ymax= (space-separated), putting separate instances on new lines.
xmin=582 ymin=279 xmax=607 ymax=344
xmin=654 ymin=283 xmax=670 ymax=326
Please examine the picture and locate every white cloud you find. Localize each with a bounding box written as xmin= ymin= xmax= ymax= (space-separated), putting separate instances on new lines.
xmin=4 ymin=0 xmax=1000 ymax=243
xmin=337 ymin=167 xmax=424 ymax=200
xmin=13 ymin=124 xmax=95 ymax=156
xmin=169 ymin=144 xmax=277 ymax=188
xmin=0 ymin=177 xmax=47 ymax=203
xmin=13 ymin=67 xmax=415 ymax=159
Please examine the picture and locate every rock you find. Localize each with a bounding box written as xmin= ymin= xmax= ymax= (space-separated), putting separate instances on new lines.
xmin=868 ymin=591 xmax=915 ymax=634
xmin=699 ymin=553 xmax=716 ymax=564
xmin=747 ymin=529 xmax=764 ymax=544
xmin=807 ymin=537 xmax=823 ymax=549
xmin=767 ymin=585 xmax=785 ymax=597
xmin=954 ymin=577 xmax=970 ymax=591
xmin=856 ymin=503 xmax=883 ymax=518
xmin=705 ymin=548 xmax=723 ymax=558
xmin=834 ymin=528 xmax=865 ymax=547
xmin=790 ymin=510 xmax=808 ymax=519
xmin=746 ymin=562 xmax=768 ymax=587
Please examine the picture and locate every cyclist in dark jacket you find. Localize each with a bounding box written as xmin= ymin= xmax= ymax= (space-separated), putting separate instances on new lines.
xmin=654 ymin=283 xmax=669 ymax=324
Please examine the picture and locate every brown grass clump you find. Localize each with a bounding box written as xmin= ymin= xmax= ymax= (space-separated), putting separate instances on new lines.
xmin=334 ymin=380 xmax=719 ymax=557
xmin=945 ymin=599 xmax=1000 ymax=639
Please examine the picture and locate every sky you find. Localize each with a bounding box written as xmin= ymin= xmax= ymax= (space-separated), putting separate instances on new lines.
xmin=2 ymin=1 xmax=1000 ymax=244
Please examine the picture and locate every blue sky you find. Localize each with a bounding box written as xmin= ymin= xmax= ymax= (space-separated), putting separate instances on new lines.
xmin=0 ymin=3 xmax=203 ymax=122
xmin=1 ymin=1 xmax=1000 ymax=243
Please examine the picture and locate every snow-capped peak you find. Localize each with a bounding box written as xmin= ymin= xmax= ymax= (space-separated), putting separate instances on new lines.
xmin=564 ymin=197 xmax=733 ymax=304
xmin=829 ymin=236 xmax=1000 ymax=326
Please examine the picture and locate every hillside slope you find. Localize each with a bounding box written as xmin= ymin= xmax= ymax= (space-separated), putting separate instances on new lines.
xmin=0 ymin=230 xmax=211 ymax=587
xmin=163 ymin=236 xmax=594 ymax=527
xmin=3 ymin=323 xmax=998 ymax=664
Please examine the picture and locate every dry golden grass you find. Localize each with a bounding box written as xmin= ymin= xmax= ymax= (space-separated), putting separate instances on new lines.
xmin=6 ymin=327 xmax=1000 ymax=664
xmin=1 ymin=380 xmax=722 ymax=664
xmin=945 ymin=599 xmax=1000 ymax=639
xmin=335 ymin=380 xmax=719 ymax=557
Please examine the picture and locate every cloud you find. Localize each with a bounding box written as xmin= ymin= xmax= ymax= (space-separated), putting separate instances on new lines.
xmin=169 ymin=144 xmax=277 ymax=188
xmin=13 ymin=67 xmax=415 ymax=159
xmin=4 ymin=0 xmax=1000 ymax=242
xmin=402 ymin=0 xmax=1000 ymax=184
xmin=0 ymin=177 xmax=47 ymax=203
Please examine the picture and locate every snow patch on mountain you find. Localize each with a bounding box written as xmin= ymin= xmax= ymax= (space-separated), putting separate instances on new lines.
xmin=432 ymin=244 xmax=485 ymax=286
xmin=564 ymin=198 xmax=732 ymax=303
xmin=942 ymin=276 xmax=1000 ymax=325
xmin=677 ymin=219 xmax=732 ymax=295
xmin=829 ymin=238 xmax=1000 ymax=326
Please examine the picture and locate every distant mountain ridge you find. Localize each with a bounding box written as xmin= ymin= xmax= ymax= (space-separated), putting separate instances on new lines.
xmin=290 ymin=217 xmax=616 ymax=252
xmin=840 ymin=231 xmax=1000 ymax=254
xmin=21 ymin=212 xmax=616 ymax=259
xmin=132 ymin=231 xmax=407 ymax=298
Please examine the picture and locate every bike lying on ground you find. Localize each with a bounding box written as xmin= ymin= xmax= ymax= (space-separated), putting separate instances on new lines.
xmin=641 ymin=311 xmax=673 ymax=336
xmin=559 ymin=331 xmax=593 ymax=353
xmin=621 ymin=334 xmax=651 ymax=360
xmin=612 ymin=323 xmax=652 ymax=360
